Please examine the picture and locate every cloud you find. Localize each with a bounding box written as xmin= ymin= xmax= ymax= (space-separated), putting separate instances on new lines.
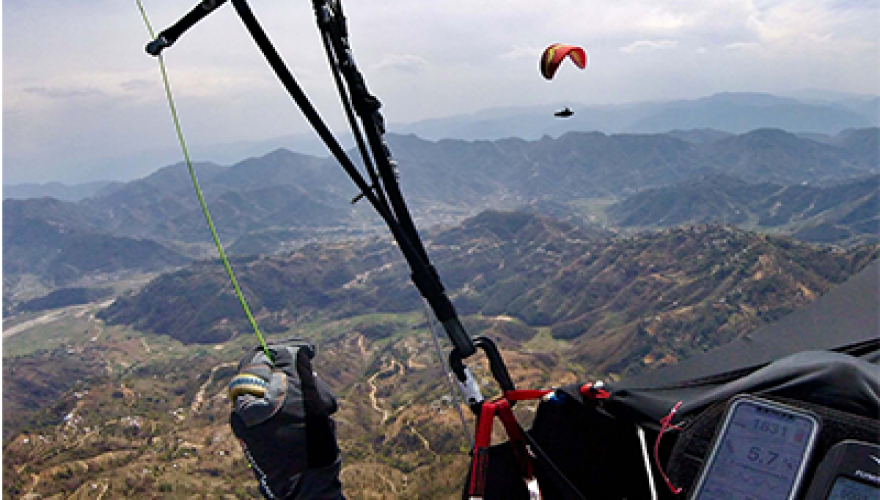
xmin=620 ymin=39 xmax=679 ymax=53
xmin=724 ymin=41 xmax=762 ymax=51
xmin=3 ymin=0 xmax=878 ymax=184
xmin=829 ymin=0 xmax=879 ymax=10
xmin=630 ymin=8 xmax=696 ymax=32
xmin=23 ymin=86 xmax=104 ymax=99
xmin=120 ymin=79 xmax=157 ymax=93
xmin=501 ymin=45 xmax=543 ymax=61
xmin=370 ymin=54 xmax=429 ymax=74
xmin=743 ymin=0 xmax=877 ymax=49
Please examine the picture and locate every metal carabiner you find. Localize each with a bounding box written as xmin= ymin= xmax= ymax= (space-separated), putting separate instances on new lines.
xmin=449 ymin=336 xmax=516 ymax=413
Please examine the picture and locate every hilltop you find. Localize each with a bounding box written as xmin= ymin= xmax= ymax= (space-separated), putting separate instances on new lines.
xmin=607 ymin=174 xmax=879 ymax=246
xmin=98 ymin=211 xmax=878 ymax=372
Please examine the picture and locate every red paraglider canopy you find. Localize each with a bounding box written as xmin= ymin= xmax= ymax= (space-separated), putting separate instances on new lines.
xmin=540 ymin=43 xmax=587 ymax=80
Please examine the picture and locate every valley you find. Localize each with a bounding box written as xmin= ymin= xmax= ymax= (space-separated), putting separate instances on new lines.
xmin=3 ymin=122 xmax=878 ymax=498
xmin=3 ymin=210 xmax=877 ymax=498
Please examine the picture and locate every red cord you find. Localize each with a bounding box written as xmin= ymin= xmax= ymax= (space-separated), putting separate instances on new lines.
xmin=655 ymin=401 xmax=683 ymax=495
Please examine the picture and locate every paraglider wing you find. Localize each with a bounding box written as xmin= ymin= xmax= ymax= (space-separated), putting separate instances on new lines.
xmin=540 ymin=43 xmax=587 ymax=80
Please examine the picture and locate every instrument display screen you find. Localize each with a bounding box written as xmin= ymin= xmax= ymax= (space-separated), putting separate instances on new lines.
xmin=690 ymin=396 xmax=820 ymax=500
xmin=826 ymin=476 xmax=880 ymax=500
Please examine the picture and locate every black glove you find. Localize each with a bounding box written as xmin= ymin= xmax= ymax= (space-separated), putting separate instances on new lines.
xmin=229 ymin=338 xmax=343 ymax=499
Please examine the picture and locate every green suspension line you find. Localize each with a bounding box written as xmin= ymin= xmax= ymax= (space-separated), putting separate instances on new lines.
xmin=137 ymin=0 xmax=272 ymax=360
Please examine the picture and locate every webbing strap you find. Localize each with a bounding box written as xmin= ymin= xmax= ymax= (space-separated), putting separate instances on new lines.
xmin=494 ymin=399 xmax=534 ymax=480
xmin=505 ymin=389 xmax=554 ymax=401
xmin=231 ymin=0 xmax=475 ymax=357
xmin=468 ymin=392 xmax=551 ymax=500
xmin=469 ymin=401 xmax=497 ymax=499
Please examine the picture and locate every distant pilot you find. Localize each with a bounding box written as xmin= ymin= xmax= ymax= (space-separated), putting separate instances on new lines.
xmin=554 ymin=107 xmax=574 ymax=118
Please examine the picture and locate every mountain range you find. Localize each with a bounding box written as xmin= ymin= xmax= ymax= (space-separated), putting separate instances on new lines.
xmin=3 ymin=197 xmax=192 ymax=288
xmin=607 ymin=173 xmax=879 ymax=246
xmin=3 ymin=126 xmax=877 ymax=304
xmin=4 ymin=91 xmax=877 ymax=188
xmin=396 ymin=92 xmax=879 ymax=143
xmin=8 ymin=126 xmax=877 ymax=205
xmin=3 ymin=128 xmax=880 ymax=284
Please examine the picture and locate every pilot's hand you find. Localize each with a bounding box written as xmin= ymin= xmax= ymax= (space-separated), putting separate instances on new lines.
xmin=229 ymin=339 xmax=343 ymax=499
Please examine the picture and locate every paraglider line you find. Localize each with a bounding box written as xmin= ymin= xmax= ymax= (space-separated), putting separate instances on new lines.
xmin=137 ymin=0 xmax=272 ymax=360
xmin=421 ymin=299 xmax=474 ymax=448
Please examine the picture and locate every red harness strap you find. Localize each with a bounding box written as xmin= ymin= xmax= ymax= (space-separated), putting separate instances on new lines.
xmin=506 ymin=389 xmax=554 ymax=401
xmin=469 ymin=401 xmax=498 ymax=499
xmin=467 ymin=389 xmax=553 ymax=500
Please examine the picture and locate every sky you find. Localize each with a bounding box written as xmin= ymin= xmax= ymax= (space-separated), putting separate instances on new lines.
xmin=3 ymin=0 xmax=879 ymax=185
